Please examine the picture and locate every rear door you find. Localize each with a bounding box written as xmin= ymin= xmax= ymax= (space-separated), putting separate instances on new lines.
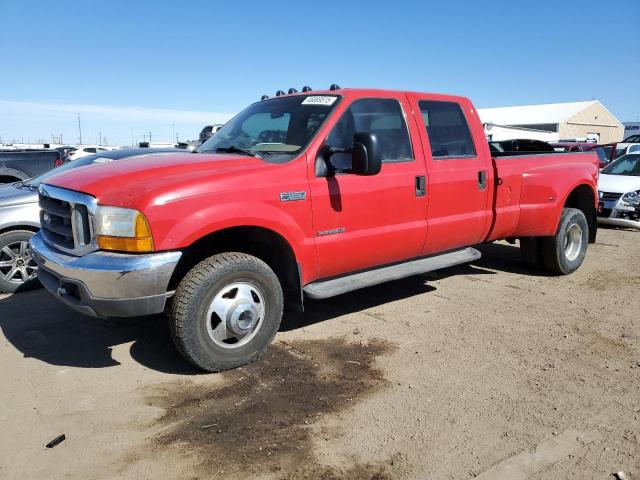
xmin=308 ymin=94 xmax=428 ymax=278
xmin=407 ymin=95 xmax=492 ymax=254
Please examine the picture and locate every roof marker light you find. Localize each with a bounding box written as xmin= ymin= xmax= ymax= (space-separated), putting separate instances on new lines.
xmin=288 ymin=88 xmax=298 ymax=94
xmin=261 ymin=95 xmax=269 ymax=100
xmin=275 ymin=90 xmax=285 ymax=96
xmin=329 ymin=84 xmax=341 ymax=91
xmin=302 ymin=86 xmax=312 ymax=92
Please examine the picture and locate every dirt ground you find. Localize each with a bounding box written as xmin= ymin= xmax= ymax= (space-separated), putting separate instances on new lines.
xmin=0 ymin=227 xmax=639 ymax=480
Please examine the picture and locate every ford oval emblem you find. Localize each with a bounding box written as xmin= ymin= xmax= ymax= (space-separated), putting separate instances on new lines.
xmin=39 ymin=186 xmax=49 ymax=198
xmin=43 ymin=212 xmax=50 ymax=224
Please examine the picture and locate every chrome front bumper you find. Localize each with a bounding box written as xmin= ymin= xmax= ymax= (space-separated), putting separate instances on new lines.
xmin=30 ymin=231 xmax=182 ymax=317
xmin=597 ymin=199 xmax=640 ymax=231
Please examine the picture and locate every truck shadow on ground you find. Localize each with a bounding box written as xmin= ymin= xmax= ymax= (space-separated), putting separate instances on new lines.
xmin=0 ymin=242 xmax=539 ymax=374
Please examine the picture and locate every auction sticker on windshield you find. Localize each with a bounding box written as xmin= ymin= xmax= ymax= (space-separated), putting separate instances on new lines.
xmin=301 ymin=96 xmax=338 ymax=106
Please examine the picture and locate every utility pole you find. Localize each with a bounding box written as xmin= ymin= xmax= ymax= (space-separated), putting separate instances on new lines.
xmin=77 ymin=113 xmax=83 ymax=145
xmin=131 ymin=128 xmax=134 ymax=147
xmin=172 ymin=124 xmax=175 ymax=144
xmin=99 ymin=131 xmax=102 ymax=145
xmin=148 ymin=131 xmax=152 ymax=143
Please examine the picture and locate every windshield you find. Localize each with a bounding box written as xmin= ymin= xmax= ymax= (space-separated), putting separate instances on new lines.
xmin=198 ymin=94 xmax=341 ymax=163
xmin=622 ymin=134 xmax=640 ymax=143
xmin=601 ymin=154 xmax=640 ymax=176
xmin=22 ymin=155 xmax=113 ymax=187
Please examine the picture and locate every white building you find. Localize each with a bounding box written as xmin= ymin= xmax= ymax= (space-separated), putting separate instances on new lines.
xmin=478 ymin=101 xmax=624 ymax=143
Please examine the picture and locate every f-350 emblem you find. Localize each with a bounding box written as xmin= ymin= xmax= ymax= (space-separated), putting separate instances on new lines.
xmin=280 ymin=191 xmax=307 ymax=202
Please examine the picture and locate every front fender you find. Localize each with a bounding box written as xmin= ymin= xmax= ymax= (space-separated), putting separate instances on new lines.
xmin=149 ymin=201 xmax=316 ymax=282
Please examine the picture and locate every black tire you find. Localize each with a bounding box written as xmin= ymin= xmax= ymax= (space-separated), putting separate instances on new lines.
xmin=519 ymin=237 xmax=543 ymax=269
xmin=169 ymin=252 xmax=283 ymax=372
xmin=0 ymin=230 xmax=40 ymax=293
xmin=541 ymin=208 xmax=589 ymax=275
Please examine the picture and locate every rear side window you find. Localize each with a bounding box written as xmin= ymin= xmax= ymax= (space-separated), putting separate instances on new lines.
xmin=419 ymin=101 xmax=476 ymax=159
xmin=326 ymin=98 xmax=413 ymax=171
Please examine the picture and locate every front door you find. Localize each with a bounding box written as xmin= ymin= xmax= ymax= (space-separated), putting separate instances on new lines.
xmin=308 ymin=95 xmax=428 ymax=279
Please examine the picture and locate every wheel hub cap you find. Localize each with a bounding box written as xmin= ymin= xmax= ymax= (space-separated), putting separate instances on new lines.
xmin=206 ymin=282 xmax=265 ymax=349
xmin=564 ymin=224 xmax=583 ymax=262
xmin=228 ymin=303 xmax=259 ymax=334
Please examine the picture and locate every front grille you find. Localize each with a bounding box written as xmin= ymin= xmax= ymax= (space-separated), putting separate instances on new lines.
xmin=38 ymin=184 xmax=97 ymax=256
xmin=599 ymin=192 xmax=622 ymax=202
xmin=40 ymin=196 xmax=74 ymax=250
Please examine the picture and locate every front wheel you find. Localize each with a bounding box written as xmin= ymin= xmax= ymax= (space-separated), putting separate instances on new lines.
xmin=541 ymin=208 xmax=589 ymax=275
xmin=169 ymin=252 xmax=283 ymax=372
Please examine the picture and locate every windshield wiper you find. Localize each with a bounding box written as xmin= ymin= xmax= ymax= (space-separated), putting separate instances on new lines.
xmin=214 ymin=146 xmax=259 ymax=157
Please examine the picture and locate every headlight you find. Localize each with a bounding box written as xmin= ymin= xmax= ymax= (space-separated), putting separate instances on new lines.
xmin=95 ymin=206 xmax=154 ymax=252
xmin=620 ymin=190 xmax=640 ymax=208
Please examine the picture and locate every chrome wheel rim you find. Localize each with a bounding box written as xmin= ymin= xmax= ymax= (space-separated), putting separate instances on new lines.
xmin=206 ymin=282 xmax=265 ymax=349
xmin=564 ymin=224 xmax=583 ymax=262
xmin=0 ymin=240 xmax=37 ymax=284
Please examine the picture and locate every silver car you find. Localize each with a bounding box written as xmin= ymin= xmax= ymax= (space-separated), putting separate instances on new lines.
xmin=0 ymin=148 xmax=182 ymax=293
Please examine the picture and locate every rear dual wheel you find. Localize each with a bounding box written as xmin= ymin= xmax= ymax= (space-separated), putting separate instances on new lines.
xmin=519 ymin=208 xmax=588 ymax=275
xmin=169 ymin=252 xmax=283 ymax=372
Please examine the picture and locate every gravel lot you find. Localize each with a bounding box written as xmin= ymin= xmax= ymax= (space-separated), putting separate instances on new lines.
xmin=1 ymin=227 xmax=638 ymax=480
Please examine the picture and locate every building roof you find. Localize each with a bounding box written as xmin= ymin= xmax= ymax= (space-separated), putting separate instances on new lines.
xmin=478 ymin=101 xmax=597 ymax=126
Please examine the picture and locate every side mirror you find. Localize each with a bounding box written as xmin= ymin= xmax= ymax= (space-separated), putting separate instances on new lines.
xmin=314 ymin=131 xmax=382 ymax=177
xmin=351 ymin=132 xmax=381 ymax=176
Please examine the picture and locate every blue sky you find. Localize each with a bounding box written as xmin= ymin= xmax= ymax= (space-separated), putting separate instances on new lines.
xmin=1 ymin=0 xmax=638 ymax=145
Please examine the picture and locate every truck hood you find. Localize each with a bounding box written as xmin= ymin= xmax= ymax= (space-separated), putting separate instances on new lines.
xmin=0 ymin=183 xmax=38 ymax=207
xmin=598 ymin=174 xmax=640 ymax=194
xmin=44 ymin=152 xmax=278 ymax=208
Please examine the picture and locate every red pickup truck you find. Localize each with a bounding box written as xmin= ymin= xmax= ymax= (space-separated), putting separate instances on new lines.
xmin=30 ymin=87 xmax=599 ymax=372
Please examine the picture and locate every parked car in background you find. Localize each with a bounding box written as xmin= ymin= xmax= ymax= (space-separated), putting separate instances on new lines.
xmin=489 ymin=139 xmax=555 ymax=154
xmin=598 ymin=143 xmax=616 ymax=164
xmin=588 ymin=146 xmax=611 ymax=168
xmin=551 ymin=142 xmax=596 ymax=152
xmin=53 ymin=146 xmax=77 ymax=160
xmin=0 ymin=150 xmax=64 ymax=184
xmin=621 ymin=134 xmax=640 ymax=143
xmin=0 ymin=147 xmax=181 ymax=293
xmin=549 ymin=143 xmax=611 ymax=168
xmin=199 ymin=124 xmax=224 ymax=144
xmin=68 ymin=145 xmax=114 ymax=161
xmin=612 ymin=142 xmax=640 ymax=160
xmin=30 ymin=87 xmax=599 ymax=372
xmin=597 ymin=154 xmax=640 ymax=230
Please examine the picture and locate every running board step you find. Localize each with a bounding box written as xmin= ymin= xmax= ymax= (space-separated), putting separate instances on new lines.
xmin=303 ymin=247 xmax=481 ymax=299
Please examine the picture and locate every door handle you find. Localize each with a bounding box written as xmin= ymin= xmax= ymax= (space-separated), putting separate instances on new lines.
xmin=478 ymin=170 xmax=487 ymax=190
xmin=415 ymin=175 xmax=426 ymax=197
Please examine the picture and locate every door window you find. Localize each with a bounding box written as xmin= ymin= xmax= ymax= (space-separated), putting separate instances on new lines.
xmin=419 ymin=101 xmax=476 ymax=159
xmin=325 ymin=98 xmax=413 ymax=171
